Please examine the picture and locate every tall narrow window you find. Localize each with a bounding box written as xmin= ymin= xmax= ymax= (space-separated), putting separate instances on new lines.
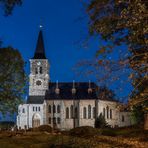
xmin=122 ymin=115 xmax=125 ymax=122
xmin=22 ymin=108 xmax=25 ymax=113
xmin=53 ymin=117 xmax=56 ymax=124
xmin=33 ymin=107 xmax=35 ymax=111
xmin=106 ymin=106 xmax=109 ymax=119
xmin=38 ymin=107 xmax=40 ymax=111
xmin=88 ymin=105 xmax=91 ymax=119
xmin=48 ymin=105 xmax=51 ymax=113
xmin=70 ymin=105 xmax=74 ymax=118
xmin=57 ymin=117 xmax=61 ymax=124
xmin=49 ymin=117 xmax=51 ymax=124
xmin=35 ymin=68 xmax=38 ymax=74
xmin=66 ymin=107 xmax=69 ymax=119
xmin=103 ymin=108 xmax=105 ymax=117
xmin=83 ymin=107 xmax=87 ymax=119
xmin=40 ymin=67 xmax=42 ymax=74
xmin=53 ymin=105 xmax=56 ymax=113
xmin=93 ymin=107 xmax=96 ymax=118
xmin=57 ymin=105 xmax=60 ymax=113
xmin=110 ymin=109 xmax=112 ymax=119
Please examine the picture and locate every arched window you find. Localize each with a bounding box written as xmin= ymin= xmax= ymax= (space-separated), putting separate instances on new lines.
xmin=53 ymin=117 xmax=56 ymax=124
xmin=83 ymin=107 xmax=87 ymax=119
xmin=122 ymin=115 xmax=125 ymax=122
xmin=35 ymin=68 xmax=38 ymax=74
xmin=103 ymin=108 xmax=105 ymax=117
xmin=40 ymin=67 xmax=42 ymax=74
xmin=93 ymin=107 xmax=96 ymax=118
xmin=48 ymin=105 xmax=51 ymax=113
xmin=49 ymin=117 xmax=51 ymax=124
xmin=106 ymin=106 xmax=109 ymax=119
xmin=70 ymin=105 xmax=74 ymax=118
xmin=22 ymin=108 xmax=25 ymax=113
xmin=57 ymin=105 xmax=60 ymax=113
xmin=53 ymin=105 xmax=56 ymax=113
xmin=75 ymin=107 xmax=78 ymax=118
xmin=66 ymin=107 xmax=69 ymax=119
xmin=57 ymin=117 xmax=61 ymax=124
xmin=88 ymin=105 xmax=91 ymax=119
xmin=110 ymin=109 xmax=112 ymax=119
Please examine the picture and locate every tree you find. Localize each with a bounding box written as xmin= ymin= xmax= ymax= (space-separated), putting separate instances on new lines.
xmin=0 ymin=0 xmax=22 ymax=15
xmin=97 ymin=86 xmax=117 ymax=101
xmin=86 ymin=0 xmax=147 ymax=113
xmin=0 ymin=47 xmax=26 ymax=115
xmin=95 ymin=113 xmax=108 ymax=128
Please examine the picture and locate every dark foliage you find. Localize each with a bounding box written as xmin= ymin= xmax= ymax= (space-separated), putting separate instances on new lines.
xmin=69 ymin=126 xmax=100 ymax=138
xmin=0 ymin=0 xmax=22 ymax=15
xmin=0 ymin=47 xmax=26 ymax=115
xmin=36 ymin=125 xmax=53 ymax=133
xmin=95 ymin=113 xmax=108 ymax=128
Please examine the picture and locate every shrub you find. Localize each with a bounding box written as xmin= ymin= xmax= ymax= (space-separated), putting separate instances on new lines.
xmin=69 ymin=126 xmax=100 ymax=138
xmin=95 ymin=114 xmax=108 ymax=128
xmin=37 ymin=125 xmax=52 ymax=132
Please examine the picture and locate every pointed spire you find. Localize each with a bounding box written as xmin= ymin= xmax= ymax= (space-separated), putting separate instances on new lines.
xmin=33 ymin=29 xmax=46 ymax=59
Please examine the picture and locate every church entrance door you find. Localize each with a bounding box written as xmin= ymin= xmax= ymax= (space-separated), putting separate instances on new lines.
xmin=32 ymin=113 xmax=41 ymax=128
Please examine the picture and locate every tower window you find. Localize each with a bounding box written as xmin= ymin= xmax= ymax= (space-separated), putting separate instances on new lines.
xmin=57 ymin=105 xmax=60 ymax=113
xmin=40 ymin=67 xmax=42 ymax=74
xmin=35 ymin=68 xmax=38 ymax=74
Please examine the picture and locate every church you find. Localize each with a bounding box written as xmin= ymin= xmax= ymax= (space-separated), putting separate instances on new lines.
xmin=17 ymin=29 xmax=133 ymax=130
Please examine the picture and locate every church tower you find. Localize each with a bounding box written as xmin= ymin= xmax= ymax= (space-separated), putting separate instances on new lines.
xmin=29 ymin=30 xmax=50 ymax=96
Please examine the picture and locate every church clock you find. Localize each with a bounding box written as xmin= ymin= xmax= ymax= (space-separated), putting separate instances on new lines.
xmin=36 ymin=80 xmax=42 ymax=86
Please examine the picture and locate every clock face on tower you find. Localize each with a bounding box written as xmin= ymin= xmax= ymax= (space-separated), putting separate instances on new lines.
xmin=36 ymin=80 xmax=42 ymax=86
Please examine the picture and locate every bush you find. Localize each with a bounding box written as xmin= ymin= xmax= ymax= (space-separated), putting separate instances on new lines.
xmin=101 ymin=128 xmax=117 ymax=137
xmin=95 ymin=114 xmax=108 ymax=128
xmin=37 ymin=125 xmax=52 ymax=132
xmin=69 ymin=126 xmax=100 ymax=138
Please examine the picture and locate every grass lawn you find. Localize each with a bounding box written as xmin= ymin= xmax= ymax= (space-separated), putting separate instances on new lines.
xmin=0 ymin=128 xmax=147 ymax=148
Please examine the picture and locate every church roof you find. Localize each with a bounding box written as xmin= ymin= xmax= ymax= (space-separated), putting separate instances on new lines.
xmin=45 ymin=82 xmax=98 ymax=100
xmin=33 ymin=30 xmax=46 ymax=59
xmin=27 ymin=96 xmax=44 ymax=104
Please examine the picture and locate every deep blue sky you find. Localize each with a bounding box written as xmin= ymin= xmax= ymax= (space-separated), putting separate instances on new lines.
xmin=0 ymin=0 xmax=132 ymax=105
xmin=0 ymin=0 xmax=99 ymax=81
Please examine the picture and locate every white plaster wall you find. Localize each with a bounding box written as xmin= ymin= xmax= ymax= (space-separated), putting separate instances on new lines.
xmin=17 ymin=103 xmax=44 ymax=129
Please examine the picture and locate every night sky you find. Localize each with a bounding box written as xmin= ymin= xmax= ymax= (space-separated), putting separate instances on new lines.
xmin=0 ymin=0 xmax=98 ymax=81
xmin=0 ymin=0 xmax=132 ymax=109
